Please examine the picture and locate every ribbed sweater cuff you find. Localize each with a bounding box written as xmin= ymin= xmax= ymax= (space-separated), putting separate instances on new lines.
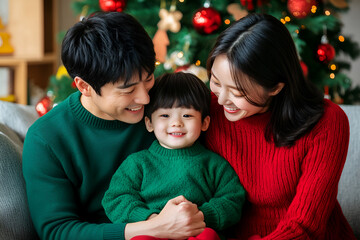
xmin=199 ymin=205 xmax=219 ymax=229
xmin=130 ymin=208 xmax=160 ymax=222
xmin=103 ymin=223 xmax=126 ymax=240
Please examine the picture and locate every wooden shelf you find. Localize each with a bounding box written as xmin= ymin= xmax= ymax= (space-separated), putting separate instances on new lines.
xmin=0 ymin=0 xmax=58 ymax=104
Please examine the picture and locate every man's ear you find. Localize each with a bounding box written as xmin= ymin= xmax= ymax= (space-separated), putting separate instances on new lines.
xmin=74 ymin=76 xmax=92 ymax=97
xmin=144 ymin=116 xmax=154 ymax=132
xmin=269 ymin=82 xmax=285 ymax=96
xmin=201 ymin=116 xmax=210 ymax=131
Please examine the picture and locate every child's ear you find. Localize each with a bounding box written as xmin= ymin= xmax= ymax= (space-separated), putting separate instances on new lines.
xmin=74 ymin=76 xmax=92 ymax=96
xmin=144 ymin=116 xmax=154 ymax=132
xmin=201 ymin=116 xmax=210 ymax=131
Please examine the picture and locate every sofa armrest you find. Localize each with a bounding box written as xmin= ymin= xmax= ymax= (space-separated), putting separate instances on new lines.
xmin=338 ymin=105 xmax=360 ymax=238
xmin=0 ymin=124 xmax=38 ymax=239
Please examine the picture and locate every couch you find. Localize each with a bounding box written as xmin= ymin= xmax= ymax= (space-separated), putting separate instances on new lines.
xmin=0 ymin=100 xmax=359 ymax=239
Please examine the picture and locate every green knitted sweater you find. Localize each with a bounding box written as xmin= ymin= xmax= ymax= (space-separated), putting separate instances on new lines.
xmin=22 ymin=91 xmax=155 ymax=240
xmin=102 ymin=140 xmax=245 ymax=231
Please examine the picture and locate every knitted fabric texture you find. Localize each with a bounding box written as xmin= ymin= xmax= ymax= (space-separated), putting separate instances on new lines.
xmin=206 ymin=94 xmax=356 ymax=239
xmin=23 ymin=91 xmax=155 ymax=240
xmin=103 ymin=140 xmax=245 ymax=231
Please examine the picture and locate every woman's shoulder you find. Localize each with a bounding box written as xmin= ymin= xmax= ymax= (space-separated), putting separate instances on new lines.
xmin=310 ymin=99 xmax=349 ymax=136
xmin=321 ymin=99 xmax=349 ymax=124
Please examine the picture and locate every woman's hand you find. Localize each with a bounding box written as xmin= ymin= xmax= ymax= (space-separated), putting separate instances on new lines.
xmin=125 ymin=195 xmax=206 ymax=240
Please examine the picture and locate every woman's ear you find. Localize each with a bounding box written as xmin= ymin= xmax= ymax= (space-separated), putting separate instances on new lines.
xmin=74 ymin=76 xmax=92 ymax=97
xmin=144 ymin=116 xmax=154 ymax=132
xmin=201 ymin=116 xmax=211 ymax=131
xmin=269 ymin=82 xmax=285 ymax=96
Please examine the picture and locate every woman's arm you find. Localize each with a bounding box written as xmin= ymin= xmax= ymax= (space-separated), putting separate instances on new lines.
xmin=262 ymin=107 xmax=350 ymax=239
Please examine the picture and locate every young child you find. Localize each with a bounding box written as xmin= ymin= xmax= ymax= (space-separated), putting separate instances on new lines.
xmin=102 ymin=72 xmax=245 ymax=240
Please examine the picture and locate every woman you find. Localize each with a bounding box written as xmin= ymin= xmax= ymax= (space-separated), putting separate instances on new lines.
xmin=206 ymin=13 xmax=356 ymax=239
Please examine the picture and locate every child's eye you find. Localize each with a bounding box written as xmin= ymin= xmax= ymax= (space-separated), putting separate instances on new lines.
xmin=160 ymin=114 xmax=169 ymax=118
xmin=183 ymin=114 xmax=192 ymax=118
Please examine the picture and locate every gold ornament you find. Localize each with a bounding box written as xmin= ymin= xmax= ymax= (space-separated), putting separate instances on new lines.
xmin=227 ymin=3 xmax=248 ymax=21
xmin=157 ymin=8 xmax=183 ymax=33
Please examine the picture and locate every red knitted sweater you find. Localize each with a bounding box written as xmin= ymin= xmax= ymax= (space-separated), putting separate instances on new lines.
xmin=206 ymin=94 xmax=356 ymax=240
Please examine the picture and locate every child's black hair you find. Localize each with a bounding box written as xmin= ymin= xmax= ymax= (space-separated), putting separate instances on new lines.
xmin=145 ymin=72 xmax=211 ymax=121
xmin=61 ymin=12 xmax=155 ymax=95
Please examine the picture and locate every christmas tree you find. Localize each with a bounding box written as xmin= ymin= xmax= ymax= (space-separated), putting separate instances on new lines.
xmin=66 ymin=0 xmax=360 ymax=104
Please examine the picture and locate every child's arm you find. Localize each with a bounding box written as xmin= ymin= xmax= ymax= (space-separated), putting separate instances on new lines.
xmin=198 ymin=154 xmax=245 ymax=231
xmin=102 ymin=154 xmax=159 ymax=223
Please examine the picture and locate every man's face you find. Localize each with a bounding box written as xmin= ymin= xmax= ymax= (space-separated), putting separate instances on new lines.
xmin=83 ymin=72 xmax=155 ymax=124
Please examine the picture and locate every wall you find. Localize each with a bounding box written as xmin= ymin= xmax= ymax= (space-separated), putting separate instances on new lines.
xmin=340 ymin=0 xmax=360 ymax=87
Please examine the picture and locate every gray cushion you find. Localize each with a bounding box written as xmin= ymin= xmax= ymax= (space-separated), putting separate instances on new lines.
xmin=0 ymin=100 xmax=38 ymax=140
xmin=339 ymin=105 xmax=360 ymax=238
xmin=0 ymin=124 xmax=38 ymax=239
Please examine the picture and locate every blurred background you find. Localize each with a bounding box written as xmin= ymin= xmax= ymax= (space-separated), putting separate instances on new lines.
xmin=1 ymin=0 xmax=359 ymax=115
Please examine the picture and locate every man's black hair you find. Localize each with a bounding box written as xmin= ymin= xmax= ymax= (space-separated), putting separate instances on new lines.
xmin=61 ymin=12 xmax=155 ymax=95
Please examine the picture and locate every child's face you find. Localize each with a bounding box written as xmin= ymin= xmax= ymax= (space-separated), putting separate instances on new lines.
xmin=145 ymin=107 xmax=210 ymax=149
xmin=81 ymin=72 xmax=154 ymax=124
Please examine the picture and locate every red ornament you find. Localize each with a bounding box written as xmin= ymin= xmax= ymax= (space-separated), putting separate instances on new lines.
xmin=317 ymin=43 xmax=335 ymax=63
xmin=99 ymin=0 xmax=126 ymax=12
xmin=192 ymin=7 xmax=221 ymax=34
xmin=240 ymin=0 xmax=268 ymax=11
xmin=35 ymin=96 xmax=53 ymax=117
xmin=300 ymin=60 xmax=308 ymax=78
xmin=175 ymin=64 xmax=190 ymax=73
xmin=287 ymin=0 xmax=317 ymax=19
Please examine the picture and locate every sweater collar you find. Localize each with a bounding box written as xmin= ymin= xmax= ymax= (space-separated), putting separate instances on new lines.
xmin=68 ymin=91 xmax=132 ymax=129
xmin=149 ymin=140 xmax=205 ymax=158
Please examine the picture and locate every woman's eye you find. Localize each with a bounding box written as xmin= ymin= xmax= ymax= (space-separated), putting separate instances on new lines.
xmin=210 ymin=78 xmax=221 ymax=86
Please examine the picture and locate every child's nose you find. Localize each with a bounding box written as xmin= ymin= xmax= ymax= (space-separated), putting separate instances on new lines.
xmin=171 ymin=119 xmax=184 ymax=127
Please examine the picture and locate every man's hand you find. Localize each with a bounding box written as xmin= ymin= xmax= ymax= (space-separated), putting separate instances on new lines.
xmin=125 ymin=196 xmax=205 ymax=240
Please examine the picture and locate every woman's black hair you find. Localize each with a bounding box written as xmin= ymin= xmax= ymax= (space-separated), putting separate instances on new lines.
xmin=207 ymin=13 xmax=324 ymax=147
xmin=145 ymin=72 xmax=211 ymax=121
xmin=61 ymin=12 xmax=155 ymax=95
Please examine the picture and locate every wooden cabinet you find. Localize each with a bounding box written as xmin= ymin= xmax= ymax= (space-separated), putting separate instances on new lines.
xmin=0 ymin=0 xmax=58 ymax=104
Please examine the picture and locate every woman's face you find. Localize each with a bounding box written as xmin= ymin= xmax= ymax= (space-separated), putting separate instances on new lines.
xmin=209 ymin=54 xmax=270 ymax=122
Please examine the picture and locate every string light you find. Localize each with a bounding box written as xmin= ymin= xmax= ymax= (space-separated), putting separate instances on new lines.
xmin=224 ymin=19 xmax=231 ymax=25
xmin=330 ymin=64 xmax=337 ymax=71
xmin=155 ymin=61 xmax=161 ymax=66
xmin=285 ymin=16 xmax=291 ymax=22
xmin=338 ymin=35 xmax=345 ymax=42
xmin=280 ymin=18 xmax=286 ymax=24
xmin=195 ymin=60 xmax=201 ymax=66
xmin=325 ymin=10 xmax=331 ymax=16
xmin=295 ymin=29 xmax=299 ymax=34
xmin=311 ymin=5 xmax=317 ymax=14
xmin=178 ymin=0 xmax=184 ymax=2
xmin=330 ymin=73 xmax=335 ymax=79
xmin=177 ymin=51 xmax=184 ymax=58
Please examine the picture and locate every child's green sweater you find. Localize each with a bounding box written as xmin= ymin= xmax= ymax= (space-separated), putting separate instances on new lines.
xmin=22 ymin=91 xmax=155 ymax=240
xmin=102 ymin=140 xmax=245 ymax=231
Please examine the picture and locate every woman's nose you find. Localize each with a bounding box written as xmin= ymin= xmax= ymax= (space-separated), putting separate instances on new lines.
xmin=217 ymin=89 xmax=229 ymax=105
